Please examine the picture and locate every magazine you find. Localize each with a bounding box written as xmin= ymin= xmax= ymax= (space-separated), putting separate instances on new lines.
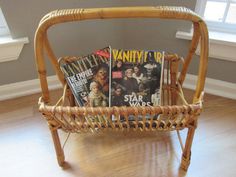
xmin=59 ymin=47 xmax=163 ymax=123
xmin=110 ymin=48 xmax=164 ymax=120
xmin=59 ymin=46 xmax=111 ymax=107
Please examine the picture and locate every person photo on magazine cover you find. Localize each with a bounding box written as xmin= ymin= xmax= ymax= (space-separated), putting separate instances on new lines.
xmin=88 ymin=81 xmax=108 ymax=107
xmin=142 ymin=51 xmax=162 ymax=99
xmin=122 ymin=66 xmax=139 ymax=95
xmin=93 ymin=64 xmax=109 ymax=97
xmin=112 ymin=85 xmax=125 ymax=106
xmin=132 ymin=64 xmax=144 ymax=84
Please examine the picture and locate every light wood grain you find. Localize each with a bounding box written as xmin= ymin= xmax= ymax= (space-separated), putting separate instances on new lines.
xmin=0 ymin=89 xmax=236 ymax=177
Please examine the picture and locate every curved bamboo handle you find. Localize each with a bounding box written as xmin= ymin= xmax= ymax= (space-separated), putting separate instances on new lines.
xmin=34 ymin=6 xmax=208 ymax=103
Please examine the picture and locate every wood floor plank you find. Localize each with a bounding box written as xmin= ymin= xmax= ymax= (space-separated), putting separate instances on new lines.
xmin=0 ymin=89 xmax=236 ymax=177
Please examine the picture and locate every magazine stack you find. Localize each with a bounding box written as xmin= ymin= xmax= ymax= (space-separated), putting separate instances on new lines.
xmin=59 ymin=47 xmax=164 ymax=121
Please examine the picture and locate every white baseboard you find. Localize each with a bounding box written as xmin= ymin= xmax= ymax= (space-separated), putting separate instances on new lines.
xmin=0 ymin=74 xmax=235 ymax=101
xmin=184 ymin=74 xmax=236 ymax=100
xmin=0 ymin=75 xmax=61 ymax=101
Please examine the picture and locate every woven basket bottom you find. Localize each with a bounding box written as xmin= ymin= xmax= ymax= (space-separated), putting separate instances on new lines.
xmin=39 ymin=85 xmax=201 ymax=133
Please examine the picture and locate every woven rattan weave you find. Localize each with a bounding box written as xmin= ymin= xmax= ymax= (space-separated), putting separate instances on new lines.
xmin=34 ymin=6 xmax=208 ymax=171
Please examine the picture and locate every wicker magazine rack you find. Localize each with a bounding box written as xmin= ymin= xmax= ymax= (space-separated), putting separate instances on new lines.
xmin=34 ymin=6 xmax=208 ymax=170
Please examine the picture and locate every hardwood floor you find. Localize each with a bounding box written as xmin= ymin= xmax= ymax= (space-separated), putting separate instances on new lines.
xmin=0 ymin=89 xmax=236 ymax=177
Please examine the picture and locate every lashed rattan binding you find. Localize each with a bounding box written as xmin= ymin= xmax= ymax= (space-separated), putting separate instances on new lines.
xmin=34 ymin=6 xmax=208 ymax=170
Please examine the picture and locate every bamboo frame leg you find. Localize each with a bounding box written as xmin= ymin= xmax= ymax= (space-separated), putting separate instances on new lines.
xmin=180 ymin=126 xmax=196 ymax=171
xmin=50 ymin=127 xmax=65 ymax=166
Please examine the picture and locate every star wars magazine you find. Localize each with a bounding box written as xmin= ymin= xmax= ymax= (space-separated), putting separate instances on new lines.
xmin=59 ymin=46 xmax=111 ymax=108
xmin=59 ymin=47 xmax=111 ymax=125
xmin=110 ymin=48 xmax=164 ymax=121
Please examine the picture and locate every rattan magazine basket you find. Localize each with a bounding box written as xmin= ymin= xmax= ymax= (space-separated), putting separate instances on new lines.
xmin=34 ymin=6 xmax=208 ymax=171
